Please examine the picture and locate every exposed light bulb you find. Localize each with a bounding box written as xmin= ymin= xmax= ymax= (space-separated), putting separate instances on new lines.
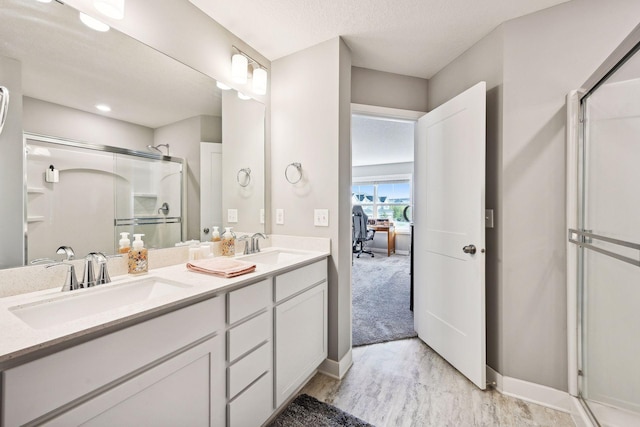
xmin=94 ymin=0 xmax=125 ymax=20
xmin=216 ymin=81 xmax=231 ymax=90
xmin=79 ymin=12 xmax=110 ymax=32
xmin=231 ymin=54 xmax=248 ymax=84
xmin=252 ymin=67 xmax=267 ymax=95
xmin=237 ymin=92 xmax=251 ymax=101
xmin=95 ymin=104 xmax=111 ymax=112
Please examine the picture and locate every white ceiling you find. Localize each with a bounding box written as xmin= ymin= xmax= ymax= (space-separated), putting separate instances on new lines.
xmin=352 ymin=115 xmax=414 ymax=167
xmin=189 ymin=0 xmax=570 ymax=79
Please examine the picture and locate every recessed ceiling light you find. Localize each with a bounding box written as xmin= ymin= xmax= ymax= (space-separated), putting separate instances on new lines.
xmin=216 ymin=81 xmax=231 ymax=90
xmin=79 ymin=12 xmax=110 ymax=32
xmin=237 ymin=92 xmax=251 ymax=100
xmin=95 ymin=104 xmax=111 ymax=112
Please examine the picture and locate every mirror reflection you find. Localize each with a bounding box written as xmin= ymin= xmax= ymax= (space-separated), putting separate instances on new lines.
xmin=0 ymin=0 xmax=265 ymax=268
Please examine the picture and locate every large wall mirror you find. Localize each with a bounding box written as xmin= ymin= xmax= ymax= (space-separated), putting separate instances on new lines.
xmin=0 ymin=0 xmax=265 ymax=269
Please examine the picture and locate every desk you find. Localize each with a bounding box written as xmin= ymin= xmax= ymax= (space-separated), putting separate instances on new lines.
xmin=369 ymin=225 xmax=395 ymax=257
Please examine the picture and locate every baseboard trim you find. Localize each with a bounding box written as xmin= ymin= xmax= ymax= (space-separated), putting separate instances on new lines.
xmin=318 ymin=349 xmax=353 ymax=380
xmin=486 ymin=366 xmax=572 ymax=414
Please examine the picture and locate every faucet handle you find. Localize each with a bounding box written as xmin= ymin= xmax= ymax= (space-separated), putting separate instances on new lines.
xmin=46 ymin=262 xmax=80 ymax=292
xmin=95 ymin=253 xmax=123 ymax=285
xmin=56 ymin=246 xmax=75 ymax=261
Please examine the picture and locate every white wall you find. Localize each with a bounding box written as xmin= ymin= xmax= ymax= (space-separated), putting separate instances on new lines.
xmin=352 ymin=67 xmax=428 ymax=112
xmin=271 ymin=37 xmax=352 ymax=362
xmin=428 ymin=0 xmax=640 ymax=391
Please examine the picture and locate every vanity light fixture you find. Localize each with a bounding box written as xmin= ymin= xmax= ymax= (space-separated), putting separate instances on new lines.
xmin=94 ymin=0 xmax=125 ymax=20
xmin=79 ymin=12 xmax=110 ymax=32
xmin=252 ymin=67 xmax=267 ymax=95
xmin=95 ymin=104 xmax=111 ymax=112
xmin=231 ymin=54 xmax=248 ymax=84
xmin=231 ymin=46 xmax=268 ymax=94
xmin=237 ymin=92 xmax=251 ymax=101
xmin=216 ymin=81 xmax=231 ymax=90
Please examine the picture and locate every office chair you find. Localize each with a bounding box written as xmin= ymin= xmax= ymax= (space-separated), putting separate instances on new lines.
xmin=352 ymin=205 xmax=375 ymax=258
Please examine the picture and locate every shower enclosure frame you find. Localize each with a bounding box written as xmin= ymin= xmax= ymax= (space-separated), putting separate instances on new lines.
xmin=23 ymin=132 xmax=187 ymax=263
xmin=567 ymin=23 xmax=640 ymax=427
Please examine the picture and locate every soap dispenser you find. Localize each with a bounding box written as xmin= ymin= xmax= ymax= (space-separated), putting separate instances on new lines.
xmin=128 ymin=233 xmax=148 ymax=274
xmin=119 ymin=232 xmax=131 ymax=254
xmin=222 ymin=227 xmax=236 ymax=257
xmin=211 ymin=226 xmax=223 ymax=256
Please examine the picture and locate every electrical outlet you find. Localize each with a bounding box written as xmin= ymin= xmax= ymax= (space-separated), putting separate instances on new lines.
xmin=276 ymin=209 xmax=284 ymax=225
xmin=227 ymin=209 xmax=238 ymax=223
xmin=314 ymin=209 xmax=329 ymax=227
xmin=260 ymin=208 xmax=265 ymax=224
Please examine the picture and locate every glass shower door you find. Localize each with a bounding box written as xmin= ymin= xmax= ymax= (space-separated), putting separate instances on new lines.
xmin=577 ymin=46 xmax=640 ymax=424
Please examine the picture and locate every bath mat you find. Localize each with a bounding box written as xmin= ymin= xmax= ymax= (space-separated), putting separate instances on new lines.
xmin=268 ymin=394 xmax=374 ymax=427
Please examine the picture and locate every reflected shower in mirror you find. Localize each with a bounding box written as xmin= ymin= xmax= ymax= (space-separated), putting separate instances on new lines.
xmin=0 ymin=0 xmax=265 ymax=269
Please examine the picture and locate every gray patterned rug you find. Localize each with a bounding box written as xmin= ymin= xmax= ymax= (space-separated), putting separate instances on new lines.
xmin=352 ymin=253 xmax=417 ymax=346
xmin=268 ymin=394 xmax=373 ymax=427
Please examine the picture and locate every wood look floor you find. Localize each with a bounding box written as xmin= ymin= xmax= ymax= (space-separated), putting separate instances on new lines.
xmin=301 ymin=338 xmax=575 ymax=427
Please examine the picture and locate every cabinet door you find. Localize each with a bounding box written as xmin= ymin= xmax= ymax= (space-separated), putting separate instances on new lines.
xmin=274 ymin=282 xmax=327 ymax=407
xmin=45 ymin=335 xmax=225 ymax=427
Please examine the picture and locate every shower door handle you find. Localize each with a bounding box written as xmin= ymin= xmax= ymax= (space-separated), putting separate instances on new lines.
xmin=0 ymin=86 xmax=9 ymax=137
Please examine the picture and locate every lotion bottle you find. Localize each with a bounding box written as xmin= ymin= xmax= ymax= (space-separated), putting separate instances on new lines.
xmin=128 ymin=233 xmax=148 ymax=274
xmin=211 ymin=226 xmax=222 ymax=257
xmin=119 ymin=232 xmax=131 ymax=254
xmin=222 ymin=227 xmax=235 ymax=256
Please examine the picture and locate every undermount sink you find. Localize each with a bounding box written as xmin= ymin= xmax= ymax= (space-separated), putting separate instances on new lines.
xmin=9 ymin=277 xmax=192 ymax=330
xmin=239 ymin=249 xmax=305 ymax=265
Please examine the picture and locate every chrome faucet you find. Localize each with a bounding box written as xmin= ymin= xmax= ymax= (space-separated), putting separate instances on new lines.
xmin=251 ymin=233 xmax=267 ymax=254
xmin=81 ymin=252 xmax=99 ymax=288
xmin=238 ymin=235 xmax=251 ymax=255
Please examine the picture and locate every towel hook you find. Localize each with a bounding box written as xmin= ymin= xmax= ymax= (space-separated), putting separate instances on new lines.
xmin=237 ymin=167 xmax=251 ymax=187
xmin=285 ymin=162 xmax=302 ymax=184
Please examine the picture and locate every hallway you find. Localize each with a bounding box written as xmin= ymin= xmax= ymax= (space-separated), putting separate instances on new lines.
xmin=302 ymin=339 xmax=575 ymax=426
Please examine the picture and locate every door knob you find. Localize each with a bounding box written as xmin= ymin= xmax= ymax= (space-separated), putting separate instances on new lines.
xmin=203 ymin=227 xmax=210 ymax=234
xmin=463 ymin=244 xmax=476 ymax=254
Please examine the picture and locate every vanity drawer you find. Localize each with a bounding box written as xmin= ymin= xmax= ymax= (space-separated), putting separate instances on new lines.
xmin=227 ymin=341 xmax=271 ymax=399
xmin=275 ymin=259 xmax=327 ymax=302
xmin=227 ymin=310 xmax=271 ymax=362
xmin=227 ymin=371 xmax=273 ymax=427
xmin=2 ymin=296 xmax=224 ymax=427
xmin=227 ymin=278 xmax=271 ymax=325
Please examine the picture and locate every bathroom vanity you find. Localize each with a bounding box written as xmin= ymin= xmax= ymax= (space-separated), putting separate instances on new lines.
xmin=0 ymin=247 xmax=328 ymax=426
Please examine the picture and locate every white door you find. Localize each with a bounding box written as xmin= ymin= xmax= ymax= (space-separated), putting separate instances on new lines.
xmin=414 ymin=81 xmax=486 ymax=389
xmin=200 ymin=142 xmax=223 ymax=241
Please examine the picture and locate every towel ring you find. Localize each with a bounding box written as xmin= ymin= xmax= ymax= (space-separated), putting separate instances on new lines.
xmin=285 ymin=162 xmax=302 ymax=184
xmin=237 ymin=167 xmax=251 ymax=187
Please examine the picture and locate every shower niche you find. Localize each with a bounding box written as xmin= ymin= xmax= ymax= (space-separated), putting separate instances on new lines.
xmin=26 ymin=134 xmax=185 ymax=263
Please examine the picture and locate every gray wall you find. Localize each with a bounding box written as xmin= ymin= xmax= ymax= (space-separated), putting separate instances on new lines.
xmin=271 ymin=37 xmax=353 ymax=362
xmin=23 ymin=97 xmax=153 ymax=149
xmin=0 ymin=57 xmax=24 ymax=269
xmin=352 ymin=67 xmax=428 ymax=112
xmin=428 ymin=0 xmax=640 ymax=391
xmin=155 ymin=115 xmax=222 ymax=240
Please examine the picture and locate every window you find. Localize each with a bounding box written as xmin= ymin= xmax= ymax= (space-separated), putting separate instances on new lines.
xmin=352 ymin=179 xmax=411 ymax=227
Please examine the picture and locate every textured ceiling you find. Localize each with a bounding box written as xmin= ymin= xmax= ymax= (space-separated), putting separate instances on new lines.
xmin=190 ymin=0 xmax=570 ymax=78
xmin=352 ymin=115 xmax=414 ymax=167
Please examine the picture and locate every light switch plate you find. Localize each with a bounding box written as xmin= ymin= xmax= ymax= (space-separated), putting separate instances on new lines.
xmin=314 ymin=209 xmax=329 ymax=227
xmin=260 ymin=209 xmax=265 ymax=224
xmin=227 ymin=209 xmax=238 ymax=223
xmin=276 ymin=209 xmax=284 ymax=225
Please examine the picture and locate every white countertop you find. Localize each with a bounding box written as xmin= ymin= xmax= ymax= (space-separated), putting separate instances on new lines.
xmin=0 ymin=247 xmax=329 ymax=368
